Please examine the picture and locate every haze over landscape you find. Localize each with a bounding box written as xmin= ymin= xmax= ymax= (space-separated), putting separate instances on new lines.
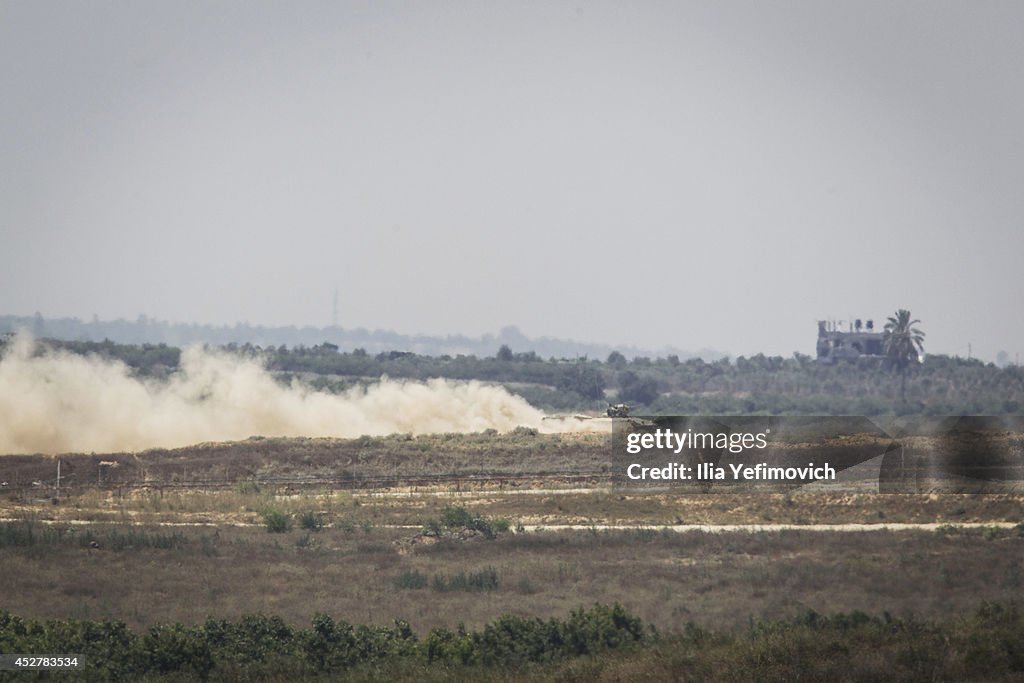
xmin=2 ymin=2 xmax=1022 ymax=361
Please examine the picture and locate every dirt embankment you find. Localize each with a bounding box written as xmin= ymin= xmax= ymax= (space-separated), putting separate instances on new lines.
xmin=0 ymin=432 xmax=611 ymax=494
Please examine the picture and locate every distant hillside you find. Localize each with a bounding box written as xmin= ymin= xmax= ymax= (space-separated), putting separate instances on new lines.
xmin=0 ymin=314 xmax=724 ymax=362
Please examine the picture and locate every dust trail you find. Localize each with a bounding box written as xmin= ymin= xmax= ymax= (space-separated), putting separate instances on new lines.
xmin=0 ymin=333 xmax=569 ymax=455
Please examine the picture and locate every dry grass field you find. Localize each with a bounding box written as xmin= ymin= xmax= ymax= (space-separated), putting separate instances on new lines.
xmin=0 ymin=432 xmax=1022 ymax=680
xmin=5 ymin=487 xmax=1024 ymax=528
xmin=0 ymin=518 xmax=1022 ymax=634
xmin=0 ymin=431 xmax=611 ymax=493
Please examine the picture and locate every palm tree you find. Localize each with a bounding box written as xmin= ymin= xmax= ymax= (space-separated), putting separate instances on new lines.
xmin=883 ymin=309 xmax=925 ymax=404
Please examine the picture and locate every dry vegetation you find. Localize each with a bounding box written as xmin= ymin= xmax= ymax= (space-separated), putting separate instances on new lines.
xmin=1 ymin=433 xmax=1022 ymax=679
xmin=0 ymin=431 xmax=609 ymax=492
xmin=0 ymin=512 xmax=1022 ymax=635
xmin=3 ymin=484 xmax=1023 ymax=528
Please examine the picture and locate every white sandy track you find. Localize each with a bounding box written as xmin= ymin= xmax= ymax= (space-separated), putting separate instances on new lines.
xmin=518 ymin=522 xmax=1021 ymax=533
xmin=1 ymin=517 xmax=1017 ymax=532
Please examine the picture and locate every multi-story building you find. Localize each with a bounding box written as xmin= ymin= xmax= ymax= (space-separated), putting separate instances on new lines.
xmin=816 ymin=319 xmax=885 ymax=364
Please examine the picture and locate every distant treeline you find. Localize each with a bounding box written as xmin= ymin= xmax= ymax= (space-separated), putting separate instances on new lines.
xmin=0 ymin=602 xmax=1021 ymax=681
xmin=0 ymin=314 xmax=710 ymax=362
xmin=11 ymin=337 xmax=1024 ymax=416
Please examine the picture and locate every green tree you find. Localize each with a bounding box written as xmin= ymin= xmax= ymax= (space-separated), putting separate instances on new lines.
xmin=619 ymin=375 xmax=659 ymax=406
xmin=883 ymin=309 xmax=925 ymax=404
xmin=556 ymin=363 xmax=606 ymax=401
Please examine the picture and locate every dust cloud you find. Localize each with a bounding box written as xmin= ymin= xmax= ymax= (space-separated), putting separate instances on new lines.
xmin=0 ymin=333 xmax=576 ymax=455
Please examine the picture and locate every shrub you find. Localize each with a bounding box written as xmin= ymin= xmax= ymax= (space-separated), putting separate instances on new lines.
xmin=467 ymin=567 xmax=499 ymax=591
xmin=84 ymin=529 xmax=187 ymax=551
xmin=440 ymin=506 xmax=475 ymax=529
xmin=16 ymin=603 xmax=1024 ymax=678
xmin=299 ymin=510 xmax=324 ymax=532
xmin=431 ymin=567 xmax=499 ymax=593
xmin=393 ymin=569 xmax=429 ymax=590
xmin=262 ymin=509 xmax=292 ymax=533
xmin=427 ymin=506 xmax=500 ymax=540
xmin=237 ymin=481 xmax=262 ymax=495
xmin=0 ymin=519 xmax=58 ymax=547
xmin=469 ymin=518 xmax=495 ymax=540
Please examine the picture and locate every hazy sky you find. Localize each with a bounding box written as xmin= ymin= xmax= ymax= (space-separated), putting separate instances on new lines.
xmin=2 ymin=1 xmax=1021 ymax=360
